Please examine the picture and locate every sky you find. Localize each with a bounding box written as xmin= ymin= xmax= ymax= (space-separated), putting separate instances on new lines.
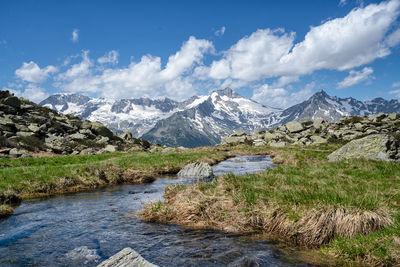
xmin=1 ymin=0 xmax=400 ymax=108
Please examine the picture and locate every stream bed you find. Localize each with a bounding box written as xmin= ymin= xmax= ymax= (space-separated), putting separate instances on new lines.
xmin=0 ymin=155 xmax=311 ymax=266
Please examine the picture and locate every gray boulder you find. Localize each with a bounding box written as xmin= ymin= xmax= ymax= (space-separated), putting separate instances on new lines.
xmin=327 ymin=134 xmax=398 ymax=162
xmin=97 ymin=247 xmax=157 ymax=267
xmin=177 ymin=161 xmax=213 ymax=180
xmin=285 ymin=121 xmax=304 ymax=133
xmin=103 ymin=145 xmax=117 ymax=153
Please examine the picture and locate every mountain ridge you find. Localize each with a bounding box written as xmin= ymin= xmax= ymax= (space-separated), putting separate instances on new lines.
xmin=40 ymin=88 xmax=400 ymax=147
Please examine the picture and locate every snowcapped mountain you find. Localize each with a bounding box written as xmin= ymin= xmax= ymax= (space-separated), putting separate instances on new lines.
xmin=274 ymin=90 xmax=400 ymax=126
xmin=142 ymin=88 xmax=280 ymax=147
xmin=40 ymin=89 xmax=400 ymax=147
xmin=40 ymin=94 xmax=182 ymax=136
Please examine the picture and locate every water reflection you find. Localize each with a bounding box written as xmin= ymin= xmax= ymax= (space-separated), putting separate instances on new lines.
xmin=0 ymin=155 xmax=309 ymax=266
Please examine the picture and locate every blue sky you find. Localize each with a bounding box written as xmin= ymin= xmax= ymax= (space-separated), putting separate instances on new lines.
xmin=1 ymin=0 xmax=400 ymax=108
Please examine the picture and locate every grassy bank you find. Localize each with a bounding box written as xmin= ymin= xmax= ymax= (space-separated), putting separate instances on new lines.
xmin=142 ymin=145 xmax=400 ymax=265
xmin=0 ymin=148 xmax=227 ymax=218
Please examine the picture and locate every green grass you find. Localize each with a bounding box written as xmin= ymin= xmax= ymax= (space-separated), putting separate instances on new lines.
xmin=145 ymin=144 xmax=400 ymax=265
xmin=216 ymin=146 xmax=399 ymax=213
xmin=0 ymin=149 xmax=226 ymax=198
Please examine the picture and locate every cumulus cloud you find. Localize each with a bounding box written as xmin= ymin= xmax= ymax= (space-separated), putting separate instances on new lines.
xmin=201 ymin=0 xmax=400 ymax=82
xmin=58 ymin=50 xmax=92 ymax=79
xmin=56 ymin=37 xmax=213 ymax=99
xmin=339 ymin=0 xmax=347 ymax=6
xmin=4 ymin=84 xmax=49 ymax=103
xmin=337 ymin=67 xmax=374 ymax=89
xmin=15 ymin=61 xmax=57 ymax=83
xmin=252 ymin=82 xmax=315 ymax=109
xmin=10 ymin=0 xmax=400 ymax=105
xmin=215 ymin=26 xmax=226 ymax=36
xmin=386 ymin=28 xmax=400 ymax=47
xmin=97 ymin=50 xmax=119 ymax=64
xmin=71 ymin=29 xmax=79 ymax=43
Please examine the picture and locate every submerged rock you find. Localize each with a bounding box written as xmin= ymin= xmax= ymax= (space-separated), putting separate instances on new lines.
xmin=177 ymin=161 xmax=213 ymax=180
xmin=327 ymin=134 xmax=399 ymax=162
xmin=97 ymin=247 xmax=157 ymax=267
xmin=66 ymin=246 xmax=101 ymax=265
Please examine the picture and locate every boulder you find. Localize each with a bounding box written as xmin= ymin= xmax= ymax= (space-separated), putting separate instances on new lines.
xmin=91 ymin=122 xmax=115 ymax=139
xmin=310 ymin=135 xmax=327 ymax=145
xmin=221 ymin=135 xmax=252 ymax=145
xmin=231 ymin=131 xmax=247 ymax=137
xmin=388 ymin=113 xmax=397 ymax=120
xmin=2 ymin=96 xmax=21 ymax=108
xmin=79 ymin=148 xmax=96 ymax=155
xmin=97 ymin=247 xmax=157 ymax=267
xmin=69 ymin=133 xmax=86 ymax=140
xmin=120 ymin=130 xmax=133 ymax=140
xmin=264 ymin=132 xmax=277 ymax=142
xmin=103 ymin=145 xmax=117 ymax=153
xmin=177 ymin=161 xmax=213 ymax=180
xmin=253 ymin=139 xmax=266 ymax=147
xmin=327 ymin=134 xmax=398 ymax=162
xmin=27 ymin=124 xmax=41 ymax=133
xmin=285 ymin=121 xmax=304 ymax=133
xmin=313 ymin=117 xmax=324 ymax=129
xmin=269 ymin=141 xmax=286 ymax=148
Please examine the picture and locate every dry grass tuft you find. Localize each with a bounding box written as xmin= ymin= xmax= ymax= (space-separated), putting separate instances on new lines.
xmin=142 ymin=182 xmax=393 ymax=248
xmin=0 ymin=204 xmax=14 ymax=218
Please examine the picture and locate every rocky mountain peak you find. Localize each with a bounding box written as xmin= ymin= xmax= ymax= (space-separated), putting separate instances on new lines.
xmin=214 ymin=87 xmax=236 ymax=98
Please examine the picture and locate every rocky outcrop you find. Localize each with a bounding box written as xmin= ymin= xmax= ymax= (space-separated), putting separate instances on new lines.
xmin=327 ymin=134 xmax=399 ymax=162
xmin=177 ymin=161 xmax=214 ymax=180
xmin=97 ymin=247 xmax=157 ymax=267
xmin=220 ymin=113 xmax=400 ymax=148
xmin=0 ymin=90 xmax=150 ymax=157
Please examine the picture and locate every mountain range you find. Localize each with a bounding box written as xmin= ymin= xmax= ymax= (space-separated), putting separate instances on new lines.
xmin=40 ymin=88 xmax=400 ymax=147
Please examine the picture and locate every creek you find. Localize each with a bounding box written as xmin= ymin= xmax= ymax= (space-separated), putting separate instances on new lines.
xmin=0 ymin=155 xmax=310 ymax=266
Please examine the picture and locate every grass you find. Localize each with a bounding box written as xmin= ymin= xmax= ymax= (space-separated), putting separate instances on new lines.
xmin=0 ymin=149 xmax=227 ymax=200
xmin=142 ymin=144 xmax=400 ymax=265
xmin=0 ymin=204 xmax=13 ymax=218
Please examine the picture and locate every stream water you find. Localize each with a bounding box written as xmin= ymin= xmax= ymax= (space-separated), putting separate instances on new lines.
xmin=0 ymin=155 xmax=311 ymax=266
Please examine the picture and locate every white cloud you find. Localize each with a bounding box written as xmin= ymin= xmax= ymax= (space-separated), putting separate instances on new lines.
xmin=71 ymin=29 xmax=79 ymax=43
xmin=202 ymin=0 xmax=400 ymax=82
xmin=386 ymin=28 xmax=400 ymax=47
xmin=15 ymin=61 xmax=58 ymax=83
xmin=392 ymin=81 xmax=400 ymax=88
xmin=58 ymin=50 xmax=92 ymax=79
xmin=337 ymin=67 xmax=374 ymax=89
xmin=388 ymin=89 xmax=400 ymax=98
xmin=272 ymin=76 xmax=300 ymax=87
xmin=215 ymin=26 xmax=226 ymax=36
xmin=56 ymin=37 xmax=213 ymax=100
xmin=4 ymin=84 xmax=49 ymax=103
xmin=97 ymin=50 xmax=119 ymax=64
xmin=339 ymin=0 xmax=347 ymax=7
xmin=252 ymin=82 xmax=315 ymax=109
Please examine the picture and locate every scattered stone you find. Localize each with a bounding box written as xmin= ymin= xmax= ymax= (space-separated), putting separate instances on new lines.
xmin=313 ymin=117 xmax=324 ymax=129
xmin=310 ymin=135 xmax=327 ymax=144
xmin=97 ymin=247 xmax=157 ymax=267
xmin=103 ymin=145 xmax=117 ymax=153
xmin=388 ymin=112 xmax=397 ymax=120
xmin=69 ymin=133 xmax=86 ymax=140
xmin=285 ymin=121 xmax=304 ymax=133
xmin=327 ymin=134 xmax=398 ymax=162
xmin=177 ymin=161 xmax=214 ymax=180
